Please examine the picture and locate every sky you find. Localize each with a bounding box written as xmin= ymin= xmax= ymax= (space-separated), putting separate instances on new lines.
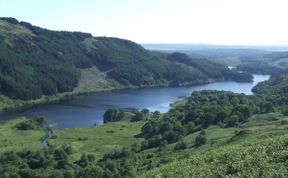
xmin=0 ymin=0 xmax=288 ymax=45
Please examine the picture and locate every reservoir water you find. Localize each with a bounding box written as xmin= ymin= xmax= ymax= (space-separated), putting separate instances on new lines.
xmin=1 ymin=75 xmax=269 ymax=129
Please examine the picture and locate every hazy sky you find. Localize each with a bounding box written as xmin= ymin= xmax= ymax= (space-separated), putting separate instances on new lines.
xmin=1 ymin=0 xmax=288 ymax=44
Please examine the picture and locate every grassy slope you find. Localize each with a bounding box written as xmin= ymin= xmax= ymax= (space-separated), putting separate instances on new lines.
xmin=141 ymin=134 xmax=288 ymax=178
xmin=0 ymin=118 xmax=45 ymax=154
xmin=49 ymin=120 xmax=145 ymax=162
xmin=0 ymin=20 xmax=34 ymax=47
xmin=74 ymin=67 xmax=122 ymax=93
xmin=140 ymin=113 xmax=288 ymax=177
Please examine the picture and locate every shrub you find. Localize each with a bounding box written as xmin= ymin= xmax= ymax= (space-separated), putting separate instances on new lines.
xmin=103 ymin=109 xmax=125 ymax=123
xmin=174 ymin=141 xmax=187 ymax=150
xmin=195 ymin=130 xmax=207 ymax=146
xmin=132 ymin=112 xmax=145 ymax=122
xmin=15 ymin=121 xmax=36 ymax=130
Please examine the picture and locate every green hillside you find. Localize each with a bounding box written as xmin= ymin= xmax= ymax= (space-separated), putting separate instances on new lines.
xmin=0 ymin=17 xmax=251 ymax=112
xmin=235 ymin=51 xmax=288 ymax=75
xmin=139 ymin=74 xmax=288 ymax=177
xmin=167 ymin=52 xmax=252 ymax=82
xmin=0 ymin=73 xmax=288 ymax=177
xmin=142 ymin=127 xmax=288 ymax=177
xmin=252 ymin=75 xmax=288 ymax=110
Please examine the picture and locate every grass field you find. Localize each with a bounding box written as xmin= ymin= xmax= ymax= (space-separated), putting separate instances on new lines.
xmin=49 ymin=120 xmax=145 ymax=161
xmin=74 ymin=67 xmax=123 ymax=93
xmin=0 ymin=118 xmax=45 ymax=154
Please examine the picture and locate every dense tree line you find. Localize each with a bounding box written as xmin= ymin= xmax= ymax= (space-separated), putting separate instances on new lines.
xmin=84 ymin=38 xmax=225 ymax=86
xmin=167 ymin=53 xmax=253 ymax=82
xmin=264 ymin=51 xmax=288 ymax=61
xmin=103 ymin=109 xmax=147 ymax=123
xmin=140 ymin=90 xmax=275 ymax=149
xmin=15 ymin=117 xmax=46 ymax=130
xmin=0 ymin=143 xmax=140 ymax=178
xmin=103 ymin=109 xmax=125 ymax=123
xmin=252 ymin=75 xmax=288 ymax=114
xmin=237 ymin=63 xmax=280 ymax=75
xmin=0 ymin=18 xmax=84 ymax=99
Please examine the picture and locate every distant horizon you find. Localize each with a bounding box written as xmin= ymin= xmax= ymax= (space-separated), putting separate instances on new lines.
xmin=141 ymin=43 xmax=288 ymax=47
xmin=2 ymin=16 xmax=288 ymax=47
xmin=1 ymin=0 xmax=288 ymax=45
xmin=141 ymin=43 xmax=288 ymax=52
xmin=2 ymin=15 xmax=288 ymax=47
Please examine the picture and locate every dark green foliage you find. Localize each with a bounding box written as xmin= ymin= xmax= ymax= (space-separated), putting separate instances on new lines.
xmin=141 ymin=108 xmax=150 ymax=116
xmin=141 ymin=123 xmax=154 ymax=136
xmin=103 ymin=109 xmax=125 ymax=123
xmin=252 ymin=75 xmax=288 ymax=107
xmin=140 ymin=90 xmax=272 ymax=149
xmin=237 ymin=63 xmax=280 ymax=75
xmin=75 ymin=154 xmax=89 ymax=168
xmin=99 ymin=148 xmax=137 ymax=177
xmin=227 ymin=71 xmax=254 ymax=82
xmin=15 ymin=121 xmax=36 ymax=130
xmin=33 ymin=117 xmax=47 ymax=127
xmin=141 ymin=117 xmax=186 ymax=149
xmin=170 ymin=90 xmax=261 ymax=127
xmin=271 ymin=68 xmax=288 ymax=78
xmin=0 ymin=20 xmax=81 ymax=99
xmin=186 ymin=121 xmax=195 ymax=133
xmin=195 ymin=129 xmax=207 ymax=146
xmin=0 ymin=145 xmax=103 ymax=178
xmin=54 ymin=149 xmax=67 ymax=161
xmin=130 ymin=143 xmax=140 ymax=152
xmin=0 ymin=17 xmax=19 ymax=24
xmin=85 ymin=38 xmax=212 ymax=86
xmin=159 ymin=140 xmax=168 ymax=151
xmin=76 ymin=165 xmax=103 ymax=178
xmin=174 ymin=141 xmax=187 ymax=150
xmin=15 ymin=117 xmax=47 ymax=130
xmin=131 ymin=112 xmax=145 ymax=122
xmin=225 ymin=115 xmax=239 ymax=127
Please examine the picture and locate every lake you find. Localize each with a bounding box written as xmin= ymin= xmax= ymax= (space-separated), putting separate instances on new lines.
xmin=1 ymin=75 xmax=269 ymax=129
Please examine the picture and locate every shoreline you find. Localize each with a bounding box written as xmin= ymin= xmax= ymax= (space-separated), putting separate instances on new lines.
xmin=0 ymin=79 xmax=215 ymax=117
xmin=0 ymin=74 xmax=266 ymax=131
xmin=0 ymin=75 xmax=256 ymax=119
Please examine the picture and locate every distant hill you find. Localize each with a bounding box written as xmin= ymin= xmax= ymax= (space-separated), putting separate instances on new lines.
xmin=0 ymin=17 xmax=251 ymax=103
xmin=143 ymin=43 xmax=288 ymax=74
xmin=142 ymin=43 xmax=288 ymax=51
